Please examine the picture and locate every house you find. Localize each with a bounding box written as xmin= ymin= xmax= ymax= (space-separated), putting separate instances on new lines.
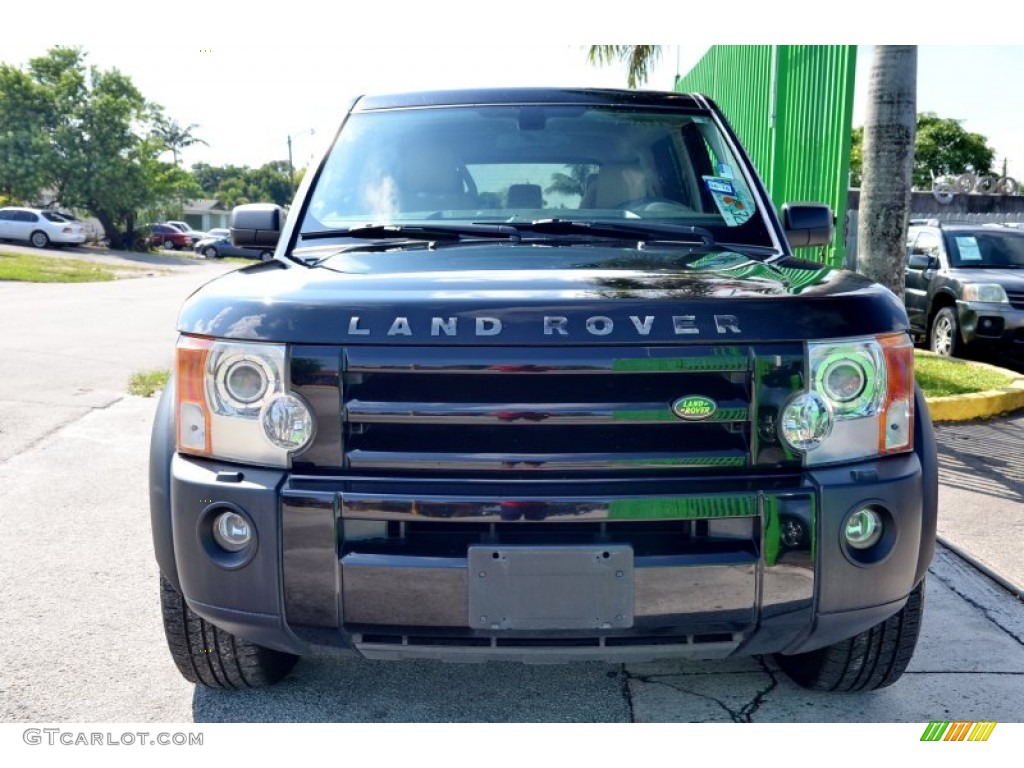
xmin=180 ymin=199 xmax=232 ymax=232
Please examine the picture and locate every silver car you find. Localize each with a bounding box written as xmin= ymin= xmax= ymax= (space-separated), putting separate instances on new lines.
xmin=0 ymin=206 xmax=87 ymax=248
xmin=194 ymin=230 xmax=273 ymax=261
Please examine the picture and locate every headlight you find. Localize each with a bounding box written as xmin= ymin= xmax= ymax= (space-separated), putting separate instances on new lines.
xmin=176 ymin=337 xmax=316 ymax=467
xmin=962 ymin=284 xmax=1008 ymax=303
xmin=218 ymin=356 xmax=272 ymax=406
xmin=780 ymin=392 xmax=832 ymax=451
xmin=780 ymin=333 xmax=914 ymax=465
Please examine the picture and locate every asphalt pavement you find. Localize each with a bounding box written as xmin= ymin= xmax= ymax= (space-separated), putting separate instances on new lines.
xmin=0 ymin=245 xmax=1022 ymax=722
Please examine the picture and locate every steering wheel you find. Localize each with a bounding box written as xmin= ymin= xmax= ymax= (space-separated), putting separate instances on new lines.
xmin=616 ymin=198 xmax=694 ymax=216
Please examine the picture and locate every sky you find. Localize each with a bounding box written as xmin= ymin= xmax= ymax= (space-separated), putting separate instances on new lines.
xmin=4 ymin=4 xmax=1024 ymax=183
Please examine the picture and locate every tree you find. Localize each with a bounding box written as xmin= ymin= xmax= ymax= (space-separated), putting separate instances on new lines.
xmin=546 ymin=164 xmax=594 ymax=199
xmin=848 ymin=113 xmax=995 ymax=189
xmin=191 ymin=161 xmax=295 ymax=208
xmin=587 ymin=46 xmax=661 ymax=88
xmin=0 ymin=47 xmax=198 ymax=248
xmin=856 ymin=46 xmax=917 ymax=299
xmin=0 ymin=65 xmax=53 ymax=203
xmin=152 ymin=112 xmax=207 ymax=166
xmin=912 ymin=113 xmax=994 ymax=188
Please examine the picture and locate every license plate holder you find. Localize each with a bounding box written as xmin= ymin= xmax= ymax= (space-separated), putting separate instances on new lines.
xmin=467 ymin=545 xmax=634 ymax=630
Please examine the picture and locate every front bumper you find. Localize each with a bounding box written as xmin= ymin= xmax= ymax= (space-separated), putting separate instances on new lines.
xmin=958 ymin=300 xmax=1024 ymax=353
xmin=165 ymin=451 xmax=929 ymax=663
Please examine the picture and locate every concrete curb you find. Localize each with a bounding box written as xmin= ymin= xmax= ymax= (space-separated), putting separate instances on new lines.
xmin=937 ymin=535 xmax=1024 ymax=600
xmin=921 ymin=352 xmax=1024 ymax=423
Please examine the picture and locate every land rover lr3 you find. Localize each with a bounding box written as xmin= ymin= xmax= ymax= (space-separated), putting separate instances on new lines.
xmin=150 ymin=88 xmax=938 ymax=692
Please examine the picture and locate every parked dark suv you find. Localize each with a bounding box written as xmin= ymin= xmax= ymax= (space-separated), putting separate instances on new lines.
xmin=905 ymin=219 xmax=1024 ymax=358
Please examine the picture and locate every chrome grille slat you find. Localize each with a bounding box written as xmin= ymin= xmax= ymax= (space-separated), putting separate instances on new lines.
xmin=347 ymin=450 xmax=749 ymax=472
xmin=345 ymin=346 xmax=751 ymax=375
xmin=347 ymin=399 xmax=750 ymax=425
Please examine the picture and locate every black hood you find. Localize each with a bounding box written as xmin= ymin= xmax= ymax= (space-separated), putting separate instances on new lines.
xmin=178 ymin=247 xmax=909 ymax=345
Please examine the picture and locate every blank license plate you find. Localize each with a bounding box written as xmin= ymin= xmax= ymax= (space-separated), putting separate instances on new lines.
xmin=468 ymin=545 xmax=634 ymax=630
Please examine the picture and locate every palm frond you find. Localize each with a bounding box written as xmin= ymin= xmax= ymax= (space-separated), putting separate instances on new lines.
xmin=587 ymin=45 xmax=662 ymax=88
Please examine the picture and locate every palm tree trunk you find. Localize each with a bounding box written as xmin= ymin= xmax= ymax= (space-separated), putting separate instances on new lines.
xmin=856 ymin=46 xmax=917 ymax=299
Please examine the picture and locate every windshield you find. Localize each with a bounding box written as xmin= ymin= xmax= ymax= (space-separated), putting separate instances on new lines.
xmin=300 ymin=104 xmax=776 ymax=252
xmin=946 ymin=230 xmax=1024 ymax=268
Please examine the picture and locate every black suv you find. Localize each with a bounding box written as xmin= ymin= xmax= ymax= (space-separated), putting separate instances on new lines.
xmin=151 ymin=88 xmax=937 ymax=692
xmin=905 ymin=219 xmax=1024 ymax=358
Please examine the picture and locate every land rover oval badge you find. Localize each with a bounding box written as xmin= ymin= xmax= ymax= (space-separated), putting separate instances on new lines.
xmin=671 ymin=395 xmax=717 ymax=421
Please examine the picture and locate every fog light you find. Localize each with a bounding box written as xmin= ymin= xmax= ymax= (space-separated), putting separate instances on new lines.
xmin=212 ymin=510 xmax=252 ymax=552
xmin=845 ymin=507 xmax=883 ymax=550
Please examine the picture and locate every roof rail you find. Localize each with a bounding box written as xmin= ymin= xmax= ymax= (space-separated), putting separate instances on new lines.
xmin=909 ymin=218 xmax=940 ymax=227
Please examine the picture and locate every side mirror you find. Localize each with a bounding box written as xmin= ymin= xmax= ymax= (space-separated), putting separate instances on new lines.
xmin=908 ymin=253 xmax=939 ymax=270
xmin=231 ymin=203 xmax=284 ymax=247
xmin=781 ymin=203 xmax=834 ymax=248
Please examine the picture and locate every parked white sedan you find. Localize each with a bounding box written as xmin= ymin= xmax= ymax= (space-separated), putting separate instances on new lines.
xmin=0 ymin=206 xmax=87 ymax=247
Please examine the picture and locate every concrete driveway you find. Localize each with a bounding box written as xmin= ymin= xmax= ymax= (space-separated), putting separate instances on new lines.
xmin=1 ymin=254 xmax=1022 ymax=723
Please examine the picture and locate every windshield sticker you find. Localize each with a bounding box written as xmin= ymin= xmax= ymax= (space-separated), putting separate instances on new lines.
xmin=955 ymin=236 xmax=982 ymax=261
xmin=703 ymin=176 xmax=754 ymax=227
xmin=717 ymin=163 xmax=734 ymax=179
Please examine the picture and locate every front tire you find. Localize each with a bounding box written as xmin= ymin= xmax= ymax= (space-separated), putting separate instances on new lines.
xmin=929 ymin=307 xmax=963 ymax=357
xmin=30 ymin=230 xmax=50 ymax=248
xmin=160 ymin=575 xmax=299 ymax=688
xmin=775 ymin=579 xmax=925 ymax=691
xmin=162 ymin=239 xmax=178 ymax=251
xmin=203 ymin=246 xmax=219 ymax=259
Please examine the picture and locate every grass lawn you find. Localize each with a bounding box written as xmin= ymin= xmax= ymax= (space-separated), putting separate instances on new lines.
xmin=914 ymin=351 xmax=1015 ymax=397
xmin=0 ymin=250 xmax=163 ymax=282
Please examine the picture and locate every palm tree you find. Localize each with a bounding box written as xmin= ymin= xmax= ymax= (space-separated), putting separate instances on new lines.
xmin=545 ymin=164 xmax=594 ymax=198
xmin=855 ymin=46 xmax=917 ymax=299
xmin=151 ymin=112 xmax=206 ymax=167
xmin=587 ymin=46 xmax=661 ymax=89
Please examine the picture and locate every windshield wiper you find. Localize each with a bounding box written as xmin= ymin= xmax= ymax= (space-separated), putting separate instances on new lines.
xmin=302 ymin=223 xmax=521 ymax=241
xmin=511 ymin=218 xmax=715 ymax=247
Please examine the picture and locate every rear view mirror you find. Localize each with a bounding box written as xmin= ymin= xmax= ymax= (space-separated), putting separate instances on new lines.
xmin=231 ymin=204 xmax=284 ymax=247
xmin=782 ymin=203 xmax=834 ymax=248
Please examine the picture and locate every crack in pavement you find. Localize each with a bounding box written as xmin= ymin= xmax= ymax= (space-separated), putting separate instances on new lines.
xmin=616 ymin=668 xmax=636 ymax=722
xmin=625 ymin=659 xmax=778 ymax=722
xmin=736 ymin=657 xmax=779 ymax=721
xmin=628 ymin=675 xmax=739 ymax=722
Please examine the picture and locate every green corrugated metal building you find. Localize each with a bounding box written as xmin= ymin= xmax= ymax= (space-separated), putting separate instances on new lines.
xmin=676 ymin=45 xmax=857 ymax=266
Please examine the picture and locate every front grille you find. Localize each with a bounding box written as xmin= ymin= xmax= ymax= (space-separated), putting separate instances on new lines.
xmin=1006 ymin=291 xmax=1024 ymax=311
xmin=355 ymin=632 xmax=740 ymax=649
xmin=342 ymin=518 xmax=759 ymax=561
xmin=341 ymin=345 xmax=756 ymax=474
